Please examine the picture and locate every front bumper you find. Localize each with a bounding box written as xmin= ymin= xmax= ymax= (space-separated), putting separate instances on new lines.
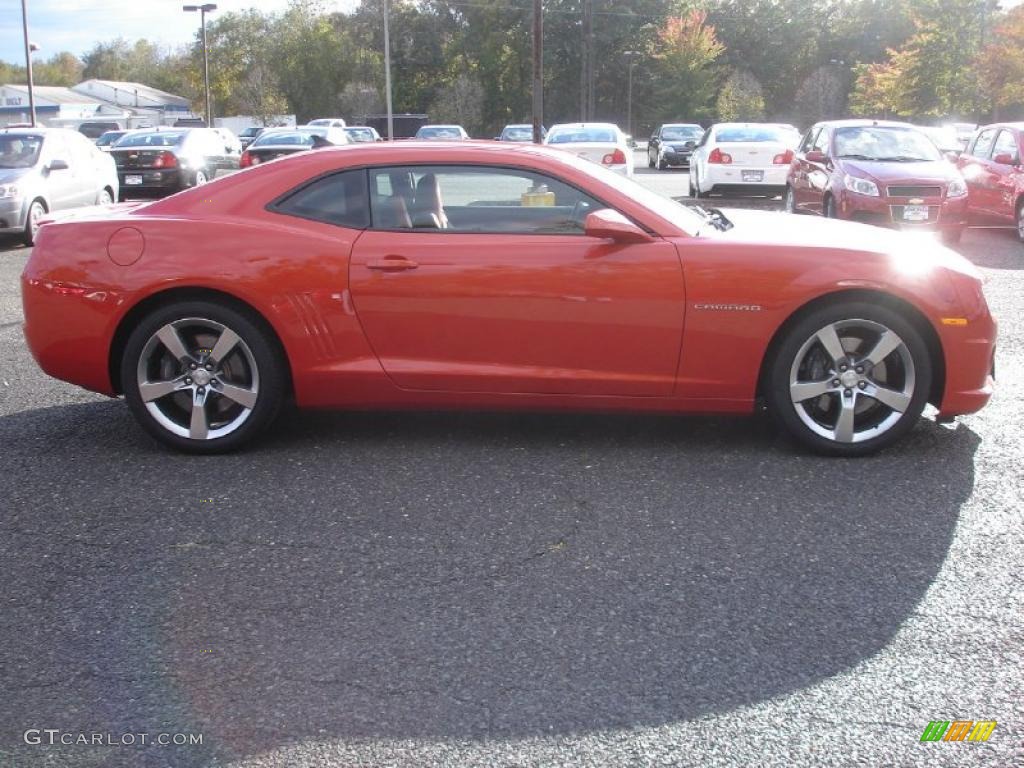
xmin=0 ymin=196 xmax=28 ymax=232
xmin=937 ymin=310 xmax=996 ymax=417
xmin=838 ymin=190 xmax=968 ymax=233
xmin=661 ymin=150 xmax=693 ymax=167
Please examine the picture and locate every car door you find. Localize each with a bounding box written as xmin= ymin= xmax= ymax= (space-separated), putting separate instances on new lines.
xmin=38 ymin=132 xmax=79 ymax=212
xmin=989 ymin=129 xmax=1021 ymax=223
xmin=65 ymin=131 xmax=103 ymax=206
xmin=803 ymin=126 xmax=832 ymax=214
xmin=348 ymin=164 xmax=686 ymax=396
xmin=790 ymin=125 xmax=820 ymax=209
xmin=958 ymin=127 xmax=998 ymax=217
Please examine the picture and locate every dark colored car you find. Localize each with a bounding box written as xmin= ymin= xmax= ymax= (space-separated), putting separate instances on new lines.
xmin=957 ymin=122 xmax=1024 ymax=242
xmin=647 ymin=123 xmax=704 ymax=169
xmin=239 ymin=126 xmax=349 ymax=168
xmin=94 ymin=130 xmax=130 ymax=151
xmin=785 ymin=120 xmax=969 ymax=244
xmin=109 ymin=128 xmax=239 ymax=199
xmin=238 ymin=126 xmax=264 ymax=149
xmin=78 ymin=121 xmax=123 ymax=140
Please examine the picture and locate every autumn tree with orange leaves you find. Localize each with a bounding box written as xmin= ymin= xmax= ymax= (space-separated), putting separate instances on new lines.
xmin=647 ymin=10 xmax=725 ymax=124
xmin=977 ymin=6 xmax=1024 ymax=119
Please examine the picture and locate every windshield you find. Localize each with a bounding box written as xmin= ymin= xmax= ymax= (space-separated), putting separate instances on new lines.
xmin=253 ymin=131 xmax=318 ymax=147
xmin=660 ymin=126 xmax=702 ymax=141
xmin=345 ymin=128 xmax=376 ymax=142
xmin=554 ymin=150 xmax=704 ymax=235
xmin=417 ymin=126 xmax=464 ymax=139
xmin=714 ymin=126 xmax=788 ymax=143
xmin=548 ymin=127 xmax=617 ymax=144
xmin=95 ymin=131 xmax=125 ymax=146
xmin=117 ymin=131 xmax=185 ymax=148
xmin=502 ymin=126 xmax=534 ymax=140
xmin=0 ymin=134 xmax=43 ymax=168
xmin=834 ymin=126 xmax=941 ymax=161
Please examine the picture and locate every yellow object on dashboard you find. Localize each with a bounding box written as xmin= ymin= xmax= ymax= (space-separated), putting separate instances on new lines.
xmin=522 ymin=186 xmax=556 ymax=206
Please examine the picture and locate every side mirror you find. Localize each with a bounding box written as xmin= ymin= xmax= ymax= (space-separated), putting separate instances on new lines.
xmin=944 ymin=150 xmax=962 ymax=163
xmin=993 ymin=152 xmax=1017 ymax=166
xmin=684 ymin=140 xmax=696 ymax=149
xmin=48 ymin=159 xmax=69 ymax=171
xmin=584 ymin=209 xmax=653 ymax=243
xmin=805 ymin=150 xmax=827 ymax=163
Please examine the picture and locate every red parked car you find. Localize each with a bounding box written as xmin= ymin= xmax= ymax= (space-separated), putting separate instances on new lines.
xmin=22 ymin=141 xmax=995 ymax=456
xmin=784 ymin=120 xmax=969 ymax=244
xmin=957 ymin=122 xmax=1024 ymax=242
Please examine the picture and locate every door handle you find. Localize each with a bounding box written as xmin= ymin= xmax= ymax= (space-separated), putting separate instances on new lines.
xmin=366 ymin=256 xmax=419 ymax=271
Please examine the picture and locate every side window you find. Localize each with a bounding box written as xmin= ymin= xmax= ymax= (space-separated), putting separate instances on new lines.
xmin=971 ymin=128 xmax=996 ymax=159
xmin=812 ymin=127 xmax=830 ymax=153
xmin=67 ymin=131 xmax=96 ymax=167
xmin=367 ymin=165 xmax=603 ymax=234
xmin=271 ymin=169 xmax=370 ymax=229
xmin=799 ymin=127 xmax=819 ymax=153
xmin=992 ymin=130 xmax=1019 ymax=163
xmin=42 ymin=132 xmax=67 ymax=164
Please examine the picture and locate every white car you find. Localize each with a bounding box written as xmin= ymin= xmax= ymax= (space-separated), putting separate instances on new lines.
xmin=545 ymin=122 xmax=634 ymax=177
xmin=415 ymin=125 xmax=470 ymax=140
xmin=307 ymin=118 xmax=347 ymax=129
xmin=689 ymin=123 xmax=794 ymax=198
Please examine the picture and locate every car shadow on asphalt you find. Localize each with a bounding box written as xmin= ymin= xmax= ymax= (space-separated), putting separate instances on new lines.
xmin=0 ymin=401 xmax=980 ymax=766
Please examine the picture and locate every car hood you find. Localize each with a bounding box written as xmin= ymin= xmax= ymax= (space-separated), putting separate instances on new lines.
xmin=706 ymin=207 xmax=982 ymax=281
xmin=837 ymin=158 xmax=959 ymax=184
xmin=0 ymin=167 xmax=33 ymax=184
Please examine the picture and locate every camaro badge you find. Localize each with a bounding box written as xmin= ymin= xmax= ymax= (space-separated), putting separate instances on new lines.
xmin=694 ymin=303 xmax=763 ymax=311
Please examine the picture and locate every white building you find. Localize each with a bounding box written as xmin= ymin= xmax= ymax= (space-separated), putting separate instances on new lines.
xmin=0 ymin=85 xmax=110 ymax=126
xmin=70 ymin=79 xmax=194 ymax=125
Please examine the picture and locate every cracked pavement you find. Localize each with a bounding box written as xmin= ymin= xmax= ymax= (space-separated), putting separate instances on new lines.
xmin=0 ymin=167 xmax=1021 ymax=767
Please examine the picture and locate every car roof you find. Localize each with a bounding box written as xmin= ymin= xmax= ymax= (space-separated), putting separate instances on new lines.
xmin=550 ymin=122 xmax=619 ymax=130
xmin=419 ymin=125 xmax=465 ymax=130
xmin=661 ymin=123 xmax=702 ymax=128
xmin=978 ymin=122 xmax=1024 ymax=131
xmin=815 ymin=119 xmax=917 ymax=130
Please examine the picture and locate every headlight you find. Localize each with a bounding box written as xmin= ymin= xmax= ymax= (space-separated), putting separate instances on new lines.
xmin=947 ymin=179 xmax=967 ymax=197
xmin=843 ymin=175 xmax=879 ymax=196
xmin=0 ymin=183 xmax=20 ymax=199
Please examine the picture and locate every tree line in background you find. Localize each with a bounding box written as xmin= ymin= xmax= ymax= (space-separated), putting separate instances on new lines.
xmin=2 ymin=0 xmax=1022 ymax=137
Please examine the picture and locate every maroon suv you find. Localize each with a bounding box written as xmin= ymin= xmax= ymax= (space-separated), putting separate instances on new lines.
xmin=784 ymin=120 xmax=969 ymax=244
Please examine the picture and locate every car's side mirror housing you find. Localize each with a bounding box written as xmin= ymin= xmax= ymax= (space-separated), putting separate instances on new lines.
xmin=48 ymin=159 xmax=69 ymax=171
xmin=804 ymin=150 xmax=827 ymax=163
xmin=993 ymin=152 xmax=1017 ymax=166
xmin=584 ymin=209 xmax=653 ymax=243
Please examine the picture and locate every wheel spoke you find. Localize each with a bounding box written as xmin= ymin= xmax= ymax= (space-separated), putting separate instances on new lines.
xmin=866 ymin=383 xmax=912 ymax=413
xmin=833 ymin=394 xmax=857 ymax=443
xmin=189 ymin=389 xmax=209 ymax=440
xmin=156 ymin=324 xmax=191 ymax=362
xmin=863 ymin=330 xmax=902 ymax=366
xmin=209 ymin=328 xmax=240 ymax=365
xmin=815 ymin=324 xmax=847 ymax=364
xmin=216 ymin=381 xmax=258 ymax=410
xmin=790 ymin=379 xmax=834 ymax=403
xmin=139 ymin=377 xmax=187 ymax=402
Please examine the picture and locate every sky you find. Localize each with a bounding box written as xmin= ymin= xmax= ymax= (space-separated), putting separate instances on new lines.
xmin=1 ymin=0 xmax=357 ymax=64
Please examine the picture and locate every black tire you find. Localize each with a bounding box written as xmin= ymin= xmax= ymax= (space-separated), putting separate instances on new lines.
xmin=783 ymin=186 xmax=797 ymax=214
xmin=22 ymin=199 xmax=46 ymax=246
xmin=694 ymin=169 xmax=710 ymax=198
xmin=193 ymin=169 xmax=209 ymax=187
xmin=765 ymin=300 xmax=932 ymax=457
xmin=824 ymin=195 xmax=837 ymax=218
xmin=121 ymin=300 xmax=286 ymax=453
xmin=96 ymin=187 xmax=114 ymax=206
xmin=647 ymin=151 xmax=655 ymax=169
xmin=658 ymin=156 xmax=668 ymax=170
xmin=1016 ymin=199 xmax=1024 ymax=243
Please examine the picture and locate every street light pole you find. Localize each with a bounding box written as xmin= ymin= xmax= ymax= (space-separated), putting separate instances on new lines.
xmin=383 ymin=0 xmax=394 ymax=141
xmin=184 ymin=4 xmax=217 ymax=127
xmin=624 ymin=51 xmax=640 ymax=139
xmin=531 ymin=0 xmax=543 ymax=144
xmin=20 ymin=0 xmax=36 ymax=127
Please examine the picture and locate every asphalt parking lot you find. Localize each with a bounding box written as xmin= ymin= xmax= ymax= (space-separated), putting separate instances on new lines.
xmin=0 ymin=160 xmax=1021 ymax=767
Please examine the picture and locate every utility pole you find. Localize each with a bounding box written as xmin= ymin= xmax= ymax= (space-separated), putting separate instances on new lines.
xmin=532 ymin=0 xmax=543 ymax=143
xmin=624 ymin=51 xmax=639 ymax=138
xmin=20 ymin=0 xmax=36 ymax=127
xmin=581 ymin=0 xmax=592 ymax=120
xmin=183 ymin=4 xmax=217 ymax=127
xmin=383 ymin=0 xmax=394 ymax=140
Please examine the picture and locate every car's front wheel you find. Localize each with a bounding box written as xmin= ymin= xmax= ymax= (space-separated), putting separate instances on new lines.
xmin=121 ymin=301 xmax=286 ymax=453
xmin=1016 ymin=200 xmax=1024 ymax=243
xmin=766 ymin=301 xmax=932 ymax=456
xmin=22 ymin=199 xmax=46 ymax=246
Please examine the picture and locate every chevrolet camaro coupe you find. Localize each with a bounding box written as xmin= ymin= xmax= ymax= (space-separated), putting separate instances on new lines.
xmin=21 ymin=142 xmax=995 ymax=455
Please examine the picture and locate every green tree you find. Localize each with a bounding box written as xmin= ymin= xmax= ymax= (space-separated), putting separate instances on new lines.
xmin=976 ymin=6 xmax=1024 ymax=119
xmin=716 ymin=69 xmax=766 ymax=121
xmin=647 ymin=10 xmax=724 ymax=124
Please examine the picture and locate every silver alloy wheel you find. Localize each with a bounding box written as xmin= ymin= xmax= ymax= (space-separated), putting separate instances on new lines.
xmin=98 ymin=189 xmax=113 ymax=206
xmin=789 ymin=319 xmax=916 ymax=444
xmin=136 ymin=317 xmax=259 ymax=440
xmin=28 ymin=201 xmax=44 ymax=240
xmin=195 ymin=170 xmax=208 ymax=186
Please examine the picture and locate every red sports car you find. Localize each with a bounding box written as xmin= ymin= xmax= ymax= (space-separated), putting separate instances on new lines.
xmin=957 ymin=122 xmax=1024 ymax=242
xmin=21 ymin=142 xmax=995 ymax=455
xmin=785 ymin=120 xmax=969 ymax=244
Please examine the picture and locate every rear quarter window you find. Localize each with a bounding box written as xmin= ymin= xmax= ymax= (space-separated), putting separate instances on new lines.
xmin=270 ymin=169 xmax=370 ymax=230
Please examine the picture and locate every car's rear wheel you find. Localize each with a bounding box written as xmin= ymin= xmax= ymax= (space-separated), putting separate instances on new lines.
xmin=783 ymin=186 xmax=796 ymax=213
xmin=22 ymin=199 xmax=46 ymax=246
xmin=824 ymin=195 xmax=838 ymax=218
xmin=693 ymin=168 xmax=709 ymax=198
xmin=1016 ymin=199 xmax=1024 ymax=243
xmin=766 ymin=301 xmax=932 ymax=456
xmin=96 ymin=188 xmax=114 ymax=206
xmin=121 ymin=301 xmax=285 ymax=453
